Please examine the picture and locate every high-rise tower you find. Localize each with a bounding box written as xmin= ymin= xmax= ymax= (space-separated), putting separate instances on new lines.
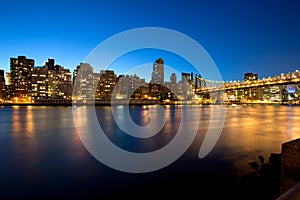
xmin=151 ymin=58 xmax=164 ymax=85
xmin=10 ymin=56 xmax=34 ymax=102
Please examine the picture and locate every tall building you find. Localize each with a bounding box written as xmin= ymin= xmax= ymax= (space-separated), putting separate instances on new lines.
xmin=151 ymin=58 xmax=164 ymax=85
xmin=73 ymin=63 xmax=95 ymax=100
xmin=170 ymin=73 xmax=177 ymax=84
xmin=31 ymin=59 xmax=72 ymax=101
xmin=170 ymin=73 xmax=177 ymax=93
xmin=95 ymin=70 xmax=118 ymax=100
xmin=46 ymin=63 xmax=72 ymax=100
xmin=10 ymin=56 xmax=34 ymax=102
xmin=31 ymin=66 xmax=48 ymax=100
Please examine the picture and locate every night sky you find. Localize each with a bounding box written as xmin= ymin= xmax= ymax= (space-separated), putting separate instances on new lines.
xmin=0 ymin=0 xmax=300 ymax=81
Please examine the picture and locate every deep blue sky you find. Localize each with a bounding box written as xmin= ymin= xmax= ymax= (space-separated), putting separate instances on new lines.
xmin=0 ymin=0 xmax=300 ymax=81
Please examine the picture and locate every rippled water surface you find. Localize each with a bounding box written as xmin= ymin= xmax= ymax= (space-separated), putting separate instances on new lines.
xmin=0 ymin=105 xmax=299 ymax=199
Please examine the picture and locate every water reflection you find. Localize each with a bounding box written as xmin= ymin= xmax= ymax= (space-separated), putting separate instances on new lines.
xmin=1 ymin=105 xmax=300 ymax=198
xmin=214 ymin=105 xmax=300 ymax=178
xmin=2 ymin=106 xmax=94 ymax=188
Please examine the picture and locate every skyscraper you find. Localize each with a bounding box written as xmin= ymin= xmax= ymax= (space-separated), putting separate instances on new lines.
xmin=151 ymin=58 xmax=164 ymax=85
xmin=10 ymin=56 xmax=34 ymax=102
xmin=73 ymin=63 xmax=95 ymax=100
xmin=31 ymin=66 xmax=47 ymax=100
xmin=96 ymin=70 xmax=118 ymax=100
xmin=170 ymin=73 xmax=177 ymax=93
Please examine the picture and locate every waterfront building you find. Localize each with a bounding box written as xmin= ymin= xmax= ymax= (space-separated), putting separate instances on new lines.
xmin=114 ymin=74 xmax=147 ymax=100
xmin=95 ymin=70 xmax=118 ymax=100
xmin=31 ymin=66 xmax=47 ymax=100
xmin=31 ymin=59 xmax=72 ymax=102
xmin=151 ymin=58 xmax=164 ymax=85
xmin=10 ymin=56 xmax=34 ymax=102
xmin=47 ymin=64 xmax=72 ymax=100
xmin=73 ymin=63 xmax=95 ymax=100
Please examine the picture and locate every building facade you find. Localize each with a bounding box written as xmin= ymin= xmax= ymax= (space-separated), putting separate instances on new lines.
xmin=114 ymin=74 xmax=147 ymax=100
xmin=73 ymin=63 xmax=95 ymax=100
xmin=151 ymin=58 xmax=164 ymax=85
xmin=31 ymin=59 xmax=72 ymax=102
xmin=10 ymin=56 xmax=34 ymax=102
xmin=95 ymin=70 xmax=118 ymax=100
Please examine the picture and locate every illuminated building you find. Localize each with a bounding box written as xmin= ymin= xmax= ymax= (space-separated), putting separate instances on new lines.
xmin=151 ymin=58 xmax=164 ymax=85
xmin=150 ymin=58 xmax=165 ymax=96
xmin=73 ymin=63 xmax=95 ymax=100
xmin=10 ymin=56 xmax=34 ymax=102
xmin=95 ymin=70 xmax=118 ymax=100
xmin=46 ymin=63 xmax=72 ymax=100
xmin=32 ymin=59 xmax=72 ymax=101
xmin=31 ymin=66 xmax=47 ymax=100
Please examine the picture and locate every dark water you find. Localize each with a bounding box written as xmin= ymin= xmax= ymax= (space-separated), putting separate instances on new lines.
xmin=0 ymin=105 xmax=299 ymax=199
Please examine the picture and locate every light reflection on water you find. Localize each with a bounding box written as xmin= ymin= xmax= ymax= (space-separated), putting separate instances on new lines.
xmin=0 ymin=105 xmax=300 ymax=198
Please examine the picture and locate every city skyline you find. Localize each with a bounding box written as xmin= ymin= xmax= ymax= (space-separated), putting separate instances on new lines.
xmin=1 ymin=55 xmax=300 ymax=105
xmin=1 ymin=0 xmax=300 ymax=81
xmin=1 ymin=54 xmax=300 ymax=83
